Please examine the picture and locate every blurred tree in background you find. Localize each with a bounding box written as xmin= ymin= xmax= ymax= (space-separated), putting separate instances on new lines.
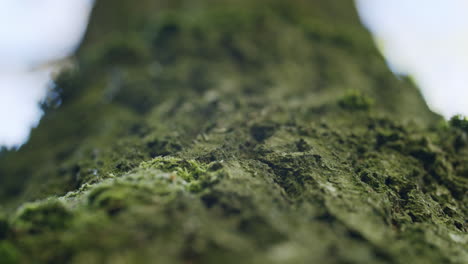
xmin=0 ymin=0 xmax=466 ymax=263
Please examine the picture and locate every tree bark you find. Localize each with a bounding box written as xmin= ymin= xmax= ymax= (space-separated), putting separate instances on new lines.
xmin=0 ymin=0 xmax=466 ymax=263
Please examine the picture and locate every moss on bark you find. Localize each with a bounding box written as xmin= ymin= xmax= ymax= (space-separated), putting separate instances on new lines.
xmin=0 ymin=0 xmax=466 ymax=263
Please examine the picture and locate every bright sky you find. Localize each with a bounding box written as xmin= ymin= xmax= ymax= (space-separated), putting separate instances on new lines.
xmin=0 ymin=0 xmax=467 ymax=148
xmin=356 ymin=0 xmax=468 ymax=118
xmin=0 ymin=0 xmax=94 ymax=148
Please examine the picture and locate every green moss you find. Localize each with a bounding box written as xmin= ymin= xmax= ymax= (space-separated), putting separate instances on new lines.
xmin=338 ymin=89 xmax=374 ymax=110
xmin=450 ymin=115 xmax=468 ymax=133
xmin=12 ymin=200 xmax=72 ymax=234
xmin=0 ymin=0 xmax=465 ymax=263
xmin=87 ymin=184 xmax=154 ymax=215
xmin=0 ymin=242 xmax=19 ymax=264
xmin=140 ymin=157 xmax=224 ymax=192
xmin=0 ymin=214 xmax=8 ymax=240
xmin=88 ymin=34 xmax=151 ymax=66
xmin=140 ymin=157 xmax=207 ymax=181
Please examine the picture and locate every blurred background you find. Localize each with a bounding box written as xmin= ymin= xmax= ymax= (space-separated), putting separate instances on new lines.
xmin=0 ymin=0 xmax=467 ymax=148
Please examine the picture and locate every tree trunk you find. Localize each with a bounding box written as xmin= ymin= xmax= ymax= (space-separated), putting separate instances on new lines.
xmin=0 ymin=0 xmax=466 ymax=263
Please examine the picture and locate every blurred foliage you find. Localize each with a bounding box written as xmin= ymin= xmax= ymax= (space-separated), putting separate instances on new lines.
xmin=450 ymin=115 xmax=468 ymax=133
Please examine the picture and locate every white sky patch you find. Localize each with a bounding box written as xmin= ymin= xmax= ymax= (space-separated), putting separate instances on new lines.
xmin=0 ymin=0 xmax=94 ymax=69
xmin=356 ymin=0 xmax=468 ymax=118
xmin=0 ymin=0 xmax=94 ymax=148
xmin=0 ymin=70 xmax=52 ymax=147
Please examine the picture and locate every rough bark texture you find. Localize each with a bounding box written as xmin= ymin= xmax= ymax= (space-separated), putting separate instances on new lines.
xmin=0 ymin=0 xmax=467 ymax=263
